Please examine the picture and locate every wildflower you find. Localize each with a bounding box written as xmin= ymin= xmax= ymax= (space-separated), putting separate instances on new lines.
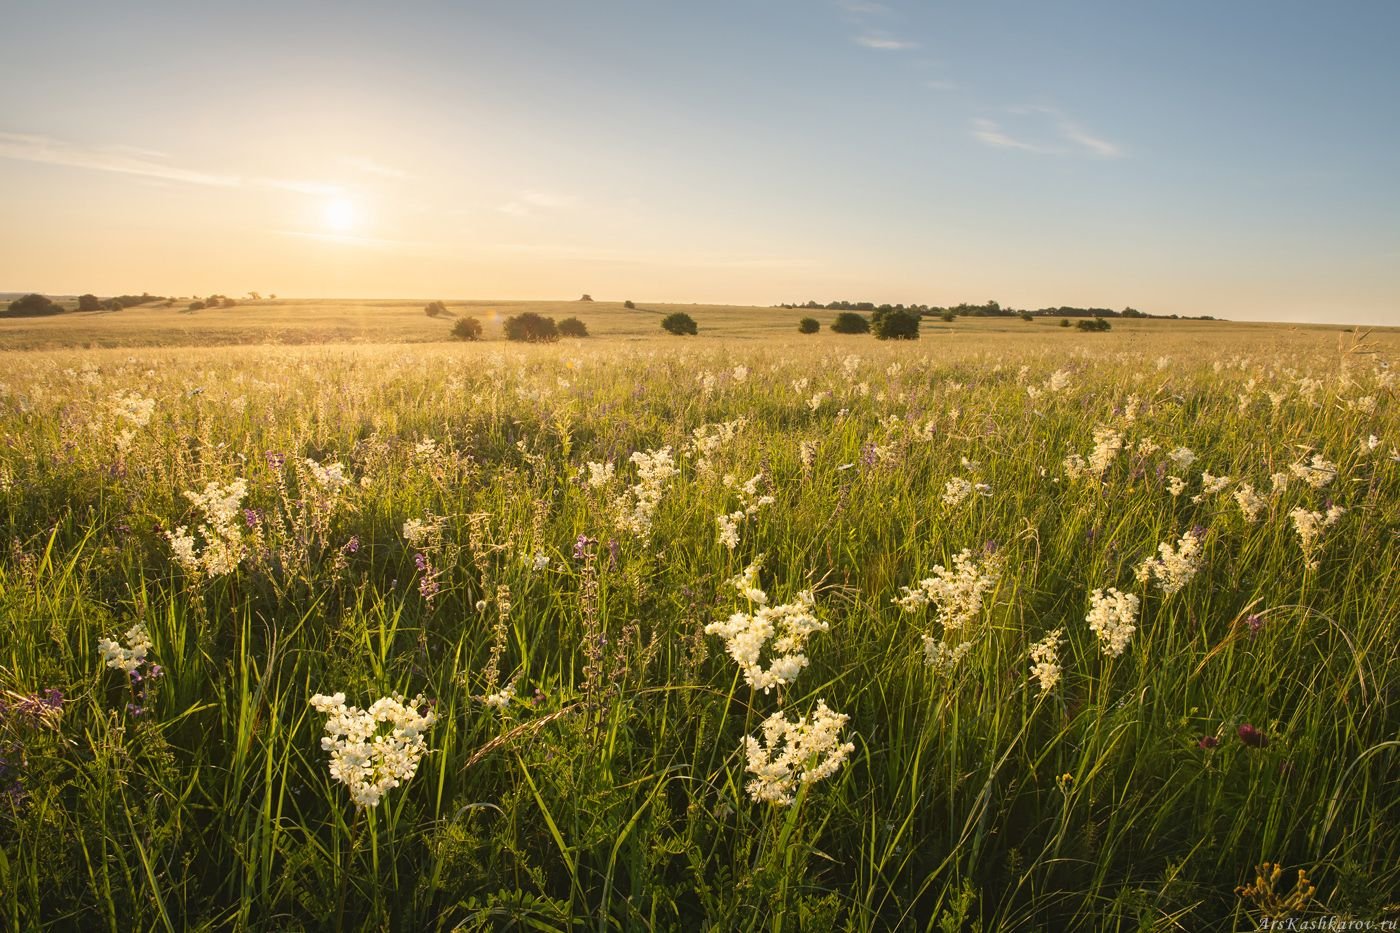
xmin=1028 ymin=629 xmax=1064 ymax=694
xmin=922 ymin=637 xmax=973 ymax=674
xmin=168 ymin=479 xmax=249 ymax=579
xmin=1167 ymin=476 xmax=1187 ymax=497
xmin=1135 ymin=529 xmax=1204 ymax=596
xmin=583 ymin=461 xmax=615 ymax=488
xmin=1233 ymin=483 xmax=1267 ymax=523
xmin=1245 ymin=613 xmax=1264 ymax=635
xmin=1167 ymin=447 xmax=1196 ymax=470
xmin=1289 ymin=454 xmax=1337 ymax=489
xmin=942 ymin=477 xmax=974 ymax=506
xmin=481 ymin=683 xmax=515 ymax=710
xmin=705 ymin=559 xmax=827 ymax=693
xmin=303 ymin=457 xmax=351 ymax=492
xmin=572 ymin=533 xmax=595 ymax=559
xmin=894 ymin=549 xmax=1000 ymax=631
xmin=1085 ymin=588 xmax=1139 ymax=657
xmin=1237 ymin=723 xmax=1268 ymax=748
xmin=742 ymin=700 xmax=855 ymax=805
xmin=97 ymin=623 xmax=153 ymax=674
xmin=1197 ymin=735 xmax=1220 ymax=749
xmin=1288 ymin=505 xmax=1344 ymax=570
xmin=613 ymin=447 xmax=679 ymax=539
xmin=402 ymin=516 xmax=442 ymax=549
xmin=309 ymin=692 xmax=437 ymax=808
xmin=1087 ymin=426 xmax=1124 ymax=476
xmin=1192 ymin=472 xmax=1232 ymax=503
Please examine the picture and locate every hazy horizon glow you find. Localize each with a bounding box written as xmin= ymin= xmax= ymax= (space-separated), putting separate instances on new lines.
xmin=2 ymin=1 xmax=1397 ymax=324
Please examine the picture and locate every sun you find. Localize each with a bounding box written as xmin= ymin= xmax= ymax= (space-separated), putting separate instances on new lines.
xmin=323 ymin=197 xmax=357 ymax=233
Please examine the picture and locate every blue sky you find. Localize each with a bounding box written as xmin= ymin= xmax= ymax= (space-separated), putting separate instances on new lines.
xmin=1 ymin=0 xmax=1397 ymax=323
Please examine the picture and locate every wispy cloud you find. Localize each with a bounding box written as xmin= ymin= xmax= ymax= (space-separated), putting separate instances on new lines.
xmin=853 ymin=33 xmax=918 ymax=50
xmin=343 ymin=156 xmax=409 ymax=179
xmin=837 ymin=1 xmax=888 ymax=13
xmin=497 ymin=190 xmax=578 ymax=217
xmin=0 ymin=131 xmax=345 ymax=194
xmin=0 ymin=132 xmax=240 ymax=187
xmin=970 ymin=108 xmax=1125 ymax=159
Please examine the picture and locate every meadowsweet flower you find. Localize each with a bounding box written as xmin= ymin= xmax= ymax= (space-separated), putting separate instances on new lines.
xmin=942 ymin=477 xmax=973 ymax=506
xmin=1167 ymin=476 xmax=1188 ymax=497
xmin=613 ymin=447 xmax=679 ymax=539
xmin=1167 ymin=447 xmax=1196 ymax=471
xmin=1029 ymin=629 xmax=1064 ymax=694
xmin=168 ymin=479 xmax=248 ymax=578
xmin=1135 ymin=529 xmax=1204 ymax=596
xmin=1192 ymin=472 xmax=1232 ymax=503
xmin=1288 ymin=505 xmax=1344 ymax=570
xmin=303 ymin=457 xmax=351 ymax=492
xmin=402 ymin=516 xmax=443 ymax=549
xmin=705 ymin=559 xmax=826 ymax=692
xmin=1289 ymin=454 xmax=1337 ymax=489
xmin=922 ymin=637 xmax=973 ymax=674
xmin=97 ymin=623 xmax=152 ymax=674
xmin=481 ymin=683 xmax=515 ymax=710
xmin=742 ymin=701 xmax=854 ymax=805
xmin=1085 ymin=588 xmax=1139 ymax=657
xmin=1233 ymin=483 xmax=1267 ymax=523
xmin=1087 ymin=427 xmax=1124 ymax=476
xmin=894 ymin=549 xmax=1000 ymax=631
xmin=584 ymin=461 xmax=615 ymax=488
xmin=309 ymin=692 xmax=436 ymax=808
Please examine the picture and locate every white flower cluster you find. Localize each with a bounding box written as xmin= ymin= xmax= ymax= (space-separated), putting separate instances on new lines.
xmin=704 ymin=559 xmax=826 ymax=693
xmin=941 ymin=476 xmax=991 ymax=506
xmin=303 ymin=457 xmax=352 ymax=492
xmin=481 ymin=683 xmax=515 ymax=710
xmin=613 ymin=447 xmax=679 ymax=539
xmin=715 ymin=473 xmax=776 ymax=550
xmin=1085 ymin=588 xmax=1139 ymax=657
xmin=583 ymin=460 xmax=615 ymax=488
xmin=1028 ymin=629 xmax=1064 ymax=694
xmin=402 ymin=516 xmax=444 ymax=549
xmin=309 ymin=692 xmax=437 ymax=808
xmin=1134 ymin=529 xmax=1204 ymax=596
xmin=1233 ymin=483 xmax=1268 ymax=523
xmin=922 ymin=637 xmax=973 ymax=674
xmin=97 ymin=622 xmax=152 ymax=674
xmin=1191 ymin=472 xmax=1232 ymax=503
xmin=687 ymin=419 xmax=747 ymax=476
xmin=168 ymin=479 xmax=248 ymax=579
xmin=743 ymin=700 xmax=855 ymax=805
xmin=1289 ymin=454 xmax=1337 ymax=489
xmin=894 ymin=549 xmax=1000 ymax=631
xmin=110 ymin=390 xmax=156 ymax=451
xmin=1289 ymin=506 xmax=1344 ymax=570
xmin=1167 ymin=447 xmax=1197 ymax=471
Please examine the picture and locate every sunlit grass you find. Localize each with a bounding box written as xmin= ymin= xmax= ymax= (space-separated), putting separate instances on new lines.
xmin=0 ymin=327 xmax=1395 ymax=930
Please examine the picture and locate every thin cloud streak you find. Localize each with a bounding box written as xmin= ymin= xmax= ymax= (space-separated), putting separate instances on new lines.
xmin=0 ymin=132 xmax=345 ymax=194
xmin=970 ymin=108 xmax=1125 ymax=159
xmin=853 ymin=34 xmax=918 ymax=50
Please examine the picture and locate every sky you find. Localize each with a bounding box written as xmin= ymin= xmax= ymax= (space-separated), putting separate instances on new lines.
xmin=1 ymin=0 xmax=1397 ymax=324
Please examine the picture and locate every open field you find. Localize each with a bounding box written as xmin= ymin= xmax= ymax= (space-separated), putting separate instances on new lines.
xmin=2 ymin=297 xmax=1392 ymax=351
xmin=0 ymin=314 xmax=1397 ymax=930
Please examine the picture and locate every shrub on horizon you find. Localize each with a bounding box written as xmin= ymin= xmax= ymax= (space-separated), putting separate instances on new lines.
xmin=558 ymin=316 xmax=589 ymax=337
xmin=661 ymin=312 xmax=698 ymax=336
xmin=830 ymin=312 xmax=869 ymax=334
xmin=504 ymin=311 xmax=560 ymax=343
xmin=798 ymin=317 xmax=820 ymax=334
xmin=452 ymin=316 xmax=483 ymax=341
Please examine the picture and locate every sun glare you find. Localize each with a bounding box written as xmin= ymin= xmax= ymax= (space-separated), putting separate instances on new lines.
xmin=323 ymin=197 xmax=356 ymax=233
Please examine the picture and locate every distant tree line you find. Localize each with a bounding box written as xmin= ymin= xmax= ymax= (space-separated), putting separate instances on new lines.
xmin=779 ymin=298 xmax=1216 ymax=321
xmin=4 ymin=292 xmax=167 ymax=317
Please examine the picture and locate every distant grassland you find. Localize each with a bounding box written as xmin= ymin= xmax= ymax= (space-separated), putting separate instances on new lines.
xmin=1 ymin=296 xmax=1391 ymax=351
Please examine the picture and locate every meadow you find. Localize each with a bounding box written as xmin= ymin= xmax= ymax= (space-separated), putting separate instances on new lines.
xmin=0 ymin=304 xmax=1396 ymax=930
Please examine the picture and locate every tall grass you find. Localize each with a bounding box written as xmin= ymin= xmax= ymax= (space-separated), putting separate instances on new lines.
xmin=0 ymin=333 xmax=1396 ymax=930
